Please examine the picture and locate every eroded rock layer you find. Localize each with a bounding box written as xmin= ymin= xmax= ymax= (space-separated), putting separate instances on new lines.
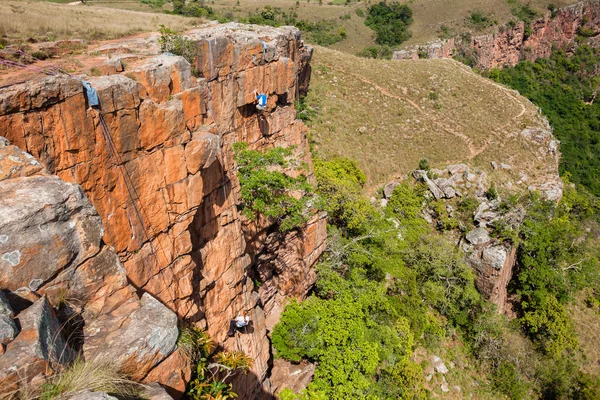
xmin=0 ymin=23 xmax=325 ymax=398
xmin=393 ymin=0 xmax=600 ymax=69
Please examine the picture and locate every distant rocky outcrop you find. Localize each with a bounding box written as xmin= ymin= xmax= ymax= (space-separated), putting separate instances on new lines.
xmin=0 ymin=23 xmax=325 ymax=398
xmin=393 ymin=0 xmax=600 ymax=69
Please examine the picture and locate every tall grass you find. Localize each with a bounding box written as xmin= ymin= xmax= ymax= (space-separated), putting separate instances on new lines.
xmin=7 ymin=358 xmax=143 ymax=400
xmin=0 ymin=1 xmax=203 ymax=42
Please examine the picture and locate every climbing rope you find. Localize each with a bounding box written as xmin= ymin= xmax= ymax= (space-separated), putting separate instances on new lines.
xmin=2 ymin=49 xmax=182 ymax=309
xmin=96 ymin=110 xmax=182 ymax=309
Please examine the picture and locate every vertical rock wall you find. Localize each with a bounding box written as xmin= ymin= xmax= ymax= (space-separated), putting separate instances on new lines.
xmin=469 ymin=0 xmax=600 ymax=69
xmin=0 ymin=23 xmax=326 ymax=398
xmin=392 ymin=1 xmax=600 ymax=69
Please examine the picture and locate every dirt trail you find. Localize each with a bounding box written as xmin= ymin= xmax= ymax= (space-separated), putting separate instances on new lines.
xmin=326 ymin=59 xmax=532 ymax=160
xmin=326 ymin=64 xmax=480 ymax=157
xmin=449 ymin=59 xmax=528 ymax=138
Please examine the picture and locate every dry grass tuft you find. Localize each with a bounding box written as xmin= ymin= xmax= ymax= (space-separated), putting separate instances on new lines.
xmin=0 ymin=0 xmax=203 ymax=42
xmin=41 ymin=358 xmax=142 ymax=399
xmin=15 ymin=357 xmax=144 ymax=400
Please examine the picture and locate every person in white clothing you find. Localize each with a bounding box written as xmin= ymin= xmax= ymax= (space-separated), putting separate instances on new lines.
xmin=227 ymin=311 xmax=250 ymax=337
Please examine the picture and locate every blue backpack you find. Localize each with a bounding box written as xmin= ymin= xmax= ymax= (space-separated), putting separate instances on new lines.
xmin=257 ymin=93 xmax=267 ymax=107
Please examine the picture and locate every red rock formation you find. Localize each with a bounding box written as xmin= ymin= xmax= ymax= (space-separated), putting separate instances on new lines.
xmin=393 ymin=1 xmax=600 ymax=69
xmin=0 ymin=23 xmax=325 ymax=397
xmin=470 ymin=1 xmax=600 ymax=69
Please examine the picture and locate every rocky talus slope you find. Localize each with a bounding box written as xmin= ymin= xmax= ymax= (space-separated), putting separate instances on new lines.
xmin=394 ymin=0 xmax=600 ymax=69
xmin=0 ymin=23 xmax=326 ymax=398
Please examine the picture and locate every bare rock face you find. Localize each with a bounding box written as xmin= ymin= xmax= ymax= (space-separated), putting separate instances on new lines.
xmin=0 ymin=142 xmax=179 ymax=393
xmin=83 ymin=293 xmax=178 ymax=379
xmin=0 ymin=292 xmax=17 ymax=346
xmin=270 ymin=359 xmax=315 ymax=396
xmin=0 ymin=296 xmax=72 ymax=392
xmin=468 ymin=1 xmax=600 ymax=69
xmin=393 ymin=38 xmax=455 ymax=60
xmin=0 ymin=23 xmax=324 ymax=397
xmin=393 ymin=2 xmax=600 ymax=69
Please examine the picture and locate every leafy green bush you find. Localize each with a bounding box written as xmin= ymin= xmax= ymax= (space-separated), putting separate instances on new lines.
xmin=469 ymin=11 xmax=496 ymax=29
xmin=233 ymin=143 xmax=313 ymax=231
xmin=158 ymin=25 xmax=197 ymax=65
xmin=507 ymin=0 xmax=537 ymax=23
xmin=314 ymin=158 xmax=369 ymax=231
xmin=364 ymin=1 xmax=413 ymax=46
xmin=140 ymin=0 xmax=166 ymax=7
xmin=272 ymin=270 xmax=425 ymax=399
xmin=357 ymin=45 xmax=393 ymax=59
xmin=244 ymin=7 xmax=347 ymax=46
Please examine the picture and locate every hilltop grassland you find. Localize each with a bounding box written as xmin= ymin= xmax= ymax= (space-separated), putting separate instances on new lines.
xmin=1 ymin=0 xmax=579 ymax=53
xmin=304 ymin=46 xmax=558 ymax=191
xmin=0 ymin=0 xmax=203 ymax=42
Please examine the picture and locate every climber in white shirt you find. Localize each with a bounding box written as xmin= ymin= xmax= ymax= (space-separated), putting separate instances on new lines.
xmin=227 ymin=311 xmax=250 ymax=337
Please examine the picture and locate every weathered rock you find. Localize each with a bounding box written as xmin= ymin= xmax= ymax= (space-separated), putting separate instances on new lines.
xmin=0 ymin=316 xmax=17 ymax=346
xmin=393 ymin=38 xmax=455 ymax=60
xmin=270 ymin=359 xmax=315 ymax=396
xmin=144 ymin=349 xmax=191 ymax=399
xmin=83 ymin=293 xmax=178 ymax=378
xmin=474 ymin=202 xmax=499 ymax=227
xmin=432 ymin=356 xmax=449 ymax=374
xmin=447 ymin=163 xmax=469 ymax=175
xmin=0 ymin=296 xmax=72 ymax=390
xmin=383 ymin=181 xmax=400 ymax=199
xmin=465 ymin=227 xmax=491 ymax=245
xmin=143 ymin=382 xmax=175 ymax=400
xmin=413 ymin=170 xmax=444 ymax=199
xmin=482 ymin=246 xmax=508 ymax=270
xmin=68 ymin=391 xmax=118 ymax=400
xmin=0 ymin=293 xmax=17 ymax=345
xmin=0 ymin=173 xmax=103 ymax=291
xmin=0 ymin=23 xmax=324 ymax=397
xmin=0 ymin=292 xmax=14 ymax=318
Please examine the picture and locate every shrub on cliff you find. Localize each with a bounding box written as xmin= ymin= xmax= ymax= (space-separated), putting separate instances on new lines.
xmin=233 ymin=143 xmax=314 ymax=231
xmin=364 ymin=2 xmax=413 ymax=46
xmin=158 ymin=25 xmax=197 ymax=65
xmin=181 ymin=327 xmax=254 ymax=400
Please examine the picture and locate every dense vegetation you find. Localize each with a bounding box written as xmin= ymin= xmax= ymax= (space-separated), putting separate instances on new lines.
xmin=233 ymin=143 xmax=314 ymax=231
xmin=271 ymin=150 xmax=600 ymax=398
xmin=364 ymin=1 xmax=413 ymax=46
xmin=181 ymin=328 xmax=254 ymax=399
xmin=486 ymin=46 xmax=600 ymax=196
xmin=239 ymin=6 xmax=347 ymax=46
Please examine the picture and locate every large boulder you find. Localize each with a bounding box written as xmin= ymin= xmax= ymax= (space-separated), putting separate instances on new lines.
xmin=270 ymin=359 xmax=315 ymax=396
xmin=83 ymin=293 xmax=178 ymax=379
xmin=0 ymin=146 xmax=103 ymax=292
xmin=0 ymin=296 xmax=73 ymax=391
xmin=0 ymin=292 xmax=17 ymax=345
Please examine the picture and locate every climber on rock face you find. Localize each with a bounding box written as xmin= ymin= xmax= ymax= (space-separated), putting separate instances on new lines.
xmin=254 ymin=90 xmax=267 ymax=112
xmin=227 ymin=311 xmax=250 ymax=337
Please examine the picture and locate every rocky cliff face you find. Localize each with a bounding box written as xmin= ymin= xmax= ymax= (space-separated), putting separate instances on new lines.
xmin=393 ymin=0 xmax=600 ymax=69
xmin=0 ymin=23 xmax=325 ymax=398
xmin=469 ymin=0 xmax=600 ymax=69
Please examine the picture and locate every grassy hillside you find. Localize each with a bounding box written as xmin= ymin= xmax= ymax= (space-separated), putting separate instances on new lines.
xmin=304 ymin=46 xmax=557 ymax=191
xmin=0 ymin=0 xmax=203 ymax=42
xmin=1 ymin=0 xmax=579 ymax=53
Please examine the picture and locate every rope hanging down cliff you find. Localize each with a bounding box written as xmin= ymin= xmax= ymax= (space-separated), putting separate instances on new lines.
xmin=3 ymin=49 xmax=183 ymax=308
